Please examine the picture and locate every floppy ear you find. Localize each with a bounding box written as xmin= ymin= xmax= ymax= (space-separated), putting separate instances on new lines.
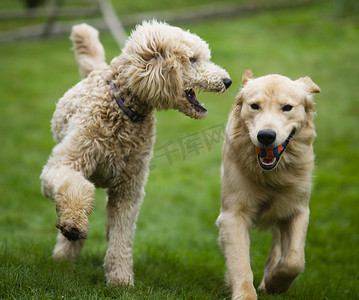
xmin=296 ymin=76 xmax=320 ymax=94
xmin=235 ymin=92 xmax=243 ymax=108
xmin=296 ymin=76 xmax=320 ymax=112
xmin=242 ymin=69 xmax=254 ymax=86
xmin=127 ymin=53 xmax=182 ymax=110
xmin=143 ymin=54 xmax=182 ymax=108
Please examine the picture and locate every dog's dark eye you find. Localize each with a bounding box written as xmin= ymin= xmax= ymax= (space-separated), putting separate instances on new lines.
xmin=282 ymin=105 xmax=293 ymax=112
xmin=189 ymin=57 xmax=197 ymax=63
xmin=250 ymin=103 xmax=260 ymax=110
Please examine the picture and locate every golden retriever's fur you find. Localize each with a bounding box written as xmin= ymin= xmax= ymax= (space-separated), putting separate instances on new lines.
xmin=40 ymin=21 xmax=231 ymax=285
xmin=217 ymin=70 xmax=320 ymax=299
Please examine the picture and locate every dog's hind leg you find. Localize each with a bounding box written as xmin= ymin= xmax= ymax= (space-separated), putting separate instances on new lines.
xmin=263 ymin=207 xmax=309 ymax=294
xmin=104 ymin=172 xmax=147 ymax=286
xmin=52 ymin=232 xmax=85 ymax=259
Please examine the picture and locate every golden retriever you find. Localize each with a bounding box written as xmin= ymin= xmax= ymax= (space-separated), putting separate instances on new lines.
xmin=217 ymin=70 xmax=320 ymax=299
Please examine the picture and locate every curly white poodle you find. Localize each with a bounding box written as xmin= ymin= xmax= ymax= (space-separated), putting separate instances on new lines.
xmin=40 ymin=20 xmax=231 ymax=285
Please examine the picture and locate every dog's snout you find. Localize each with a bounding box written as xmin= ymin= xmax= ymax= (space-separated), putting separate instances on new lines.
xmin=257 ymin=129 xmax=276 ymax=146
xmin=223 ymin=78 xmax=232 ymax=89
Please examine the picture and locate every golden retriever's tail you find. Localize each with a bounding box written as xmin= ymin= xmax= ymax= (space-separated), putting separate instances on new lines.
xmin=70 ymin=24 xmax=107 ymax=77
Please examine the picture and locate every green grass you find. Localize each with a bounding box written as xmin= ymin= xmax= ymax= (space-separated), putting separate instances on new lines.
xmin=1 ymin=2 xmax=359 ymax=299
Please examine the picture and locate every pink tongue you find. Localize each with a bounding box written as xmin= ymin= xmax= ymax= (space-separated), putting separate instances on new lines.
xmin=263 ymin=158 xmax=274 ymax=163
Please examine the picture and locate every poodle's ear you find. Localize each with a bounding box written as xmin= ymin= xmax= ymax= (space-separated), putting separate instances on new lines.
xmin=149 ymin=55 xmax=182 ymax=108
xmin=242 ymin=69 xmax=254 ymax=86
xmin=128 ymin=53 xmax=182 ymax=110
xmin=296 ymin=76 xmax=320 ymax=94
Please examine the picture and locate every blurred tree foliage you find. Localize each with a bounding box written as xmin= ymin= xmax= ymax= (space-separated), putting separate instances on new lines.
xmin=335 ymin=0 xmax=359 ymax=16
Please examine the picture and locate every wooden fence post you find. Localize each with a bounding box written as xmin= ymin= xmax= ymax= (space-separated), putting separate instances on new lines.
xmin=98 ymin=0 xmax=127 ymax=48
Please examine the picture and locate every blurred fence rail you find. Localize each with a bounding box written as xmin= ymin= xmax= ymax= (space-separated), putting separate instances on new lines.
xmin=0 ymin=0 xmax=315 ymax=44
xmin=0 ymin=6 xmax=99 ymax=20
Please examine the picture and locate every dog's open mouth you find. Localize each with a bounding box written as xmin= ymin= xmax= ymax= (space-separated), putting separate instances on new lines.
xmin=255 ymin=130 xmax=295 ymax=170
xmin=185 ymin=89 xmax=207 ymax=113
xmin=176 ymin=89 xmax=208 ymax=119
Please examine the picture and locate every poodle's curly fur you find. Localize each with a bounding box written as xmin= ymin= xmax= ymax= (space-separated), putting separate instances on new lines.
xmin=40 ymin=20 xmax=231 ymax=285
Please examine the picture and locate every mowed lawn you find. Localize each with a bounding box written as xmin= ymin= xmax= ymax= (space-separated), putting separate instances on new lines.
xmin=1 ymin=2 xmax=359 ymax=299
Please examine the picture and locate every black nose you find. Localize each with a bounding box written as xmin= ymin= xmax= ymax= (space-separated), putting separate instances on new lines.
xmin=223 ymin=78 xmax=232 ymax=89
xmin=257 ymin=129 xmax=276 ymax=146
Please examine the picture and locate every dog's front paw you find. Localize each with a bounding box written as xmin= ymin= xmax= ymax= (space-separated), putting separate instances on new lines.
xmin=56 ymin=214 xmax=88 ymax=241
xmin=106 ymin=273 xmax=134 ymax=287
xmin=56 ymin=222 xmax=87 ymax=241
xmin=232 ymin=282 xmax=257 ymax=300
xmin=232 ymin=292 xmax=257 ymax=300
xmin=263 ymin=262 xmax=303 ymax=294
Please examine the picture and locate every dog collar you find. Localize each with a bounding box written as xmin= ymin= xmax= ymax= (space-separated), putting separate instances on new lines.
xmin=107 ymin=80 xmax=146 ymax=122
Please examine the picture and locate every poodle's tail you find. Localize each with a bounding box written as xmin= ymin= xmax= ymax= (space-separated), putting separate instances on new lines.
xmin=70 ymin=24 xmax=108 ymax=77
